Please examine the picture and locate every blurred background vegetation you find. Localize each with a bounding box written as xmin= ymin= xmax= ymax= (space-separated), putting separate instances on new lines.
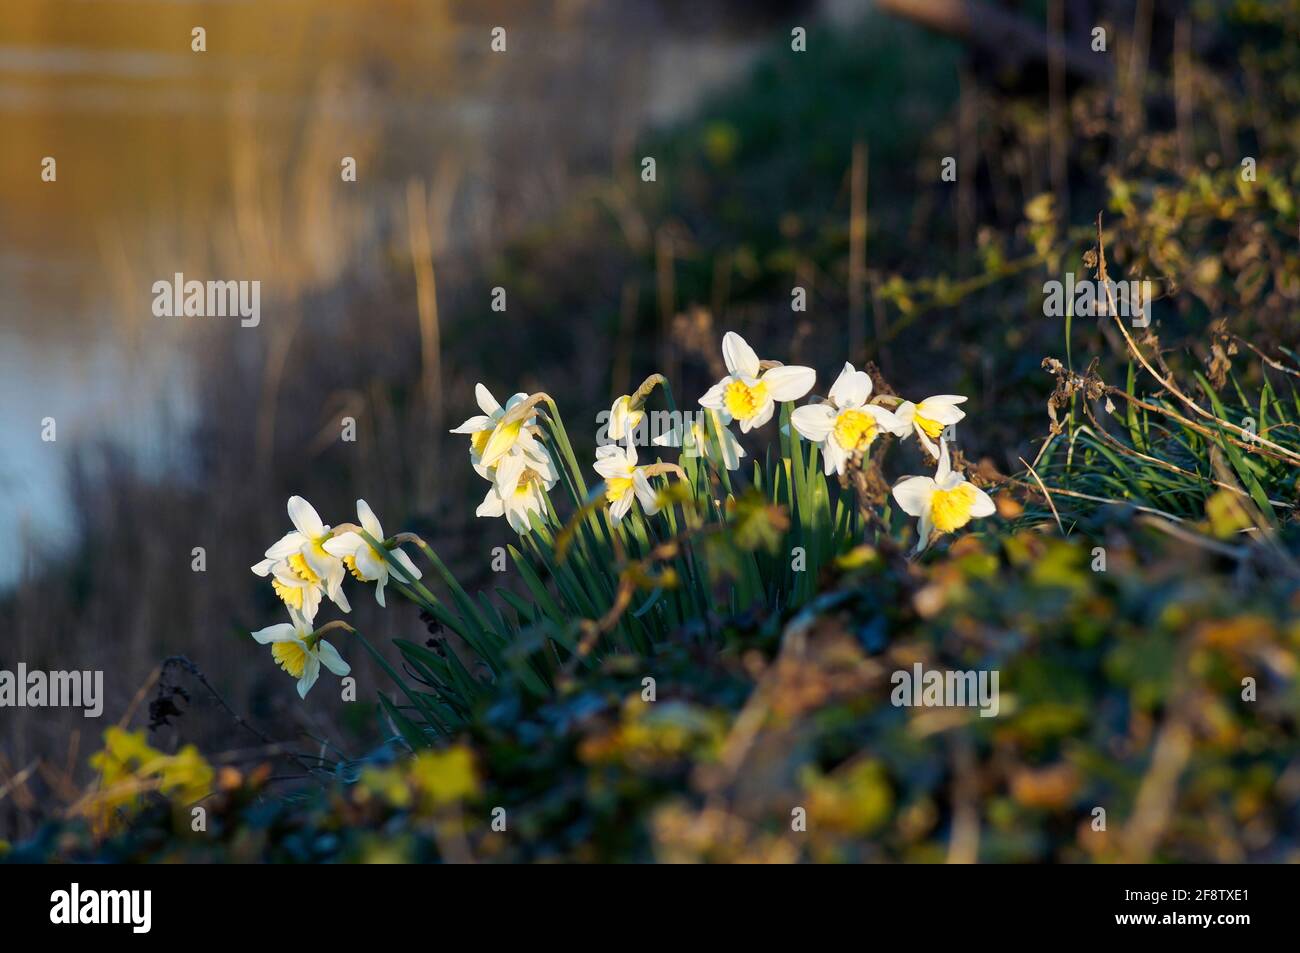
xmin=2 ymin=0 xmax=1298 ymax=861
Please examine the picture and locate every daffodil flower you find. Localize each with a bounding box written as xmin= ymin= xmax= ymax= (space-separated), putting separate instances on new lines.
xmin=699 ymin=331 xmax=815 ymax=432
xmin=652 ymin=409 xmax=745 ymax=470
xmin=891 ymin=441 xmax=994 ymax=553
xmin=790 ymin=362 xmax=904 ymax=476
xmin=894 ymin=394 xmax=968 ymax=458
xmin=250 ymin=558 xmax=324 ymax=623
xmin=476 ymin=445 xmax=558 ymax=533
xmin=450 ymin=383 xmax=541 ymax=472
xmin=260 ymin=496 xmax=351 ymax=613
xmin=322 ymin=500 xmax=422 ymax=608
xmin=250 ymin=609 xmax=351 ymax=699
xmin=593 ymin=443 xmax=661 ymax=523
xmin=607 ymin=394 xmax=646 ymax=443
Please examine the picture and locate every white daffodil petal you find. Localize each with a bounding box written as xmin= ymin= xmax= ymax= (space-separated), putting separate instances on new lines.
xmin=744 ymin=399 xmax=776 ymax=431
xmin=891 ymin=476 xmax=936 ymax=517
xmin=915 ymin=509 xmax=934 ymax=554
xmin=862 ymin=404 xmax=903 ymax=432
xmin=287 ymin=496 xmax=327 ymax=539
xmin=699 ymin=380 xmax=728 ymax=414
xmin=328 ymin=578 xmax=351 ymax=614
xmin=354 ymin=545 xmax=387 ymax=582
xmin=918 ymin=400 xmax=967 ymax=425
xmin=722 ymin=331 xmax=761 ymax=378
xmin=791 ymin=403 xmax=837 ymax=442
xmin=477 ymin=490 xmax=505 ymax=518
xmin=297 ymin=656 xmax=321 ymax=699
xmin=322 ymin=532 xmax=363 ymax=559
xmin=505 ymin=502 xmax=532 ymax=533
xmin=524 ymin=440 xmax=556 ymax=474
xmin=935 ymin=440 xmax=953 ymax=482
xmin=633 ymin=470 xmax=661 ymax=514
xmin=609 ymin=492 xmax=634 ymax=522
xmin=761 ymin=364 xmax=816 ymax=402
xmin=250 ymin=623 xmax=298 ymax=644
xmin=823 ymin=439 xmax=846 ymax=476
xmin=265 ymin=531 xmax=306 ymax=560
xmin=450 ymin=414 xmax=491 ymax=434
xmin=495 ymin=452 xmax=527 ymax=496
xmin=969 ymin=486 xmax=996 ymax=518
xmin=608 ymin=395 xmax=635 ymax=439
xmin=475 ymin=383 xmax=501 ymax=416
xmin=316 ymin=640 xmax=351 ymax=677
xmin=594 ymin=451 xmax=632 ymax=479
xmin=828 ymin=363 xmax=872 ymax=408
xmin=392 ymin=548 xmax=422 ymax=581
xmin=917 ymin=428 xmax=941 ymax=459
xmin=714 ymin=419 xmax=744 ymax=469
xmin=357 ymin=499 xmax=384 ymax=539
xmin=304 ymin=544 xmax=338 ymax=585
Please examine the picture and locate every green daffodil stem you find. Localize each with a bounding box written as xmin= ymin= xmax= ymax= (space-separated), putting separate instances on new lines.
xmin=536 ymin=395 xmax=589 ymax=497
xmin=367 ymin=531 xmax=444 ymax=610
xmin=306 ymin=619 xmax=354 ymax=649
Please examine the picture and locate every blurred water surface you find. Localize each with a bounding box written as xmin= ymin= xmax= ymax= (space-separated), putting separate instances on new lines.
xmin=0 ymin=0 xmax=790 ymax=583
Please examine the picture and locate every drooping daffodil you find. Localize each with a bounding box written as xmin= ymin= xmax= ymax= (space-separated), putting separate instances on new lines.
xmin=607 ymin=394 xmax=646 ymax=443
xmin=476 ymin=443 xmax=558 ymax=533
xmin=256 ymin=496 xmax=350 ymax=613
xmin=699 ymin=331 xmax=815 ymax=432
xmin=450 ymin=383 xmax=541 ymax=474
xmin=890 ymin=440 xmax=994 ymax=553
xmin=894 ymin=394 xmax=968 ymax=458
xmin=790 ymin=362 xmax=904 ymax=476
xmin=322 ymin=500 xmax=422 ymax=608
xmin=250 ymin=608 xmax=351 ymax=699
xmin=593 ymin=442 xmax=662 ymax=523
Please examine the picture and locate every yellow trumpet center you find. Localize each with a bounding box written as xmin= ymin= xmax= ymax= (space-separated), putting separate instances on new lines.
xmin=915 ymin=410 xmax=946 ymax=439
xmin=343 ymin=554 xmax=366 ymax=581
xmin=470 ymin=429 xmax=491 ymax=457
xmin=833 ymin=409 xmax=878 ymax=452
xmin=605 ymin=476 xmax=634 ymax=504
xmin=930 ymin=483 xmax=979 ymax=533
xmin=482 ymin=420 xmax=523 ymax=462
xmin=271 ymin=640 xmax=309 ymax=679
xmin=723 ymin=379 xmax=768 ymax=420
xmin=272 ymin=578 xmax=304 ymax=610
xmin=287 ymin=552 xmax=320 ymax=585
xmin=513 ymin=467 xmax=546 ymax=498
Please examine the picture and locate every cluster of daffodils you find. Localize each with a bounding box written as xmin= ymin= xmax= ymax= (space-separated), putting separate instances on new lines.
xmin=452 ymin=330 xmax=993 ymax=553
xmin=248 ymin=335 xmax=992 ymax=701
xmin=772 ymin=344 xmax=989 ymax=553
xmin=249 ymin=496 xmax=423 ymax=696
xmin=691 ymin=332 xmax=990 ymax=551
xmin=451 ymin=384 xmax=559 ymax=532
